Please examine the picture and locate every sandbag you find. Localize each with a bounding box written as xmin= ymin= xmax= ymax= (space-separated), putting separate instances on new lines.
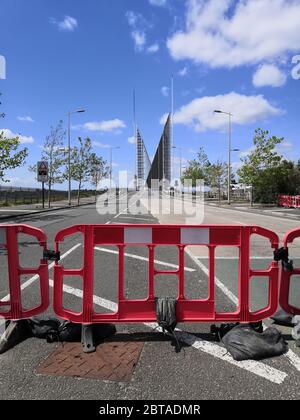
xmin=155 ymin=298 xmax=177 ymax=333
xmin=0 ymin=318 xmax=116 ymax=354
xmin=222 ymin=324 xmax=288 ymax=361
xmin=271 ymin=307 xmax=294 ymax=327
xmin=155 ymin=297 xmax=180 ymax=352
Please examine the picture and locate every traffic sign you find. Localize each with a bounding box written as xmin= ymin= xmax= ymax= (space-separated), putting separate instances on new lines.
xmin=37 ymin=161 xmax=49 ymax=183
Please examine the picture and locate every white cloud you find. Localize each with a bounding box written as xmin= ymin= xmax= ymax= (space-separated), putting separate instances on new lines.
xmin=179 ymin=66 xmax=188 ymax=76
xmin=83 ymin=119 xmax=126 ymax=133
xmin=93 ymin=141 xmax=111 ymax=149
xmin=160 ymin=92 xmax=283 ymax=132
xmin=253 ymin=64 xmax=287 ymax=88
xmin=126 ymin=11 xmax=148 ymax=52
xmin=0 ymin=55 xmax=6 ymax=80
xmin=132 ymin=31 xmax=146 ymax=51
xmin=147 ymin=43 xmax=160 ymax=53
xmin=167 ymin=0 xmax=300 ymax=68
xmin=5 ymin=176 xmax=38 ymax=188
xmin=148 ymin=0 xmax=167 ymax=6
xmin=128 ymin=136 xmax=136 ymax=144
xmin=17 ymin=116 xmax=34 ymax=123
xmin=0 ymin=128 xmax=34 ymax=144
xmin=161 ymin=86 xmax=170 ymax=97
xmin=50 ymin=16 xmax=78 ymax=32
xmin=276 ymin=141 xmax=294 ymax=155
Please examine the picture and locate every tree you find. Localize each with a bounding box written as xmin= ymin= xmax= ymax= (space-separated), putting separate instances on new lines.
xmin=30 ymin=121 xmax=66 ymax=208
xmin=237 ymin=128 xmax=285 ymax=203
xmin=207 ymin=161 xmax=227 ymax=203
xmin=181 ymin=147 xmax=210 ymax=186
xmin=0 ymin=131 xmax=28 ymax=183
xmin=70 ymin=137 xmax=107 ymax=205
xmin=90 ymin=159 xmax=109 ymax=201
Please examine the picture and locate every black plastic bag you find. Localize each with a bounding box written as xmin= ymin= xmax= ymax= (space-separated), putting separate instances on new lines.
xmin=155 ymin=297 xmax=180 ymax=352
xmin=28 ymin=317 xmax=61 ymax=342
xmin=155 ymin=298 xmax=177 ymax=333
xmin=271 ymin=307 xmax=294 ymax=327
xmin=222 ymin=324 xmax=288 ymax=361
xmin=211 ymin=321 xmax=263 ymax=341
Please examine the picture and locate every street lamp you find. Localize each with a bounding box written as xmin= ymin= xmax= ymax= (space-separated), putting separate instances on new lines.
xmin=67 ymin=109 xmax=86 ymax=206
xmin=214 ymin=110 xmax=233 ymax=205
xmin=109 ymin=146 xmax=120 ymax=190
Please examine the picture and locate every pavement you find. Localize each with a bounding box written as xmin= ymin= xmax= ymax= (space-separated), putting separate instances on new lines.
xmin=0 ymin=190 xmax=300 ymax=400
xmin=208 ymin=202 xmax=300 ymax=222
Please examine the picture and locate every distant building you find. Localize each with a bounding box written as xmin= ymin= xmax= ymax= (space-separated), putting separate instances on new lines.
xmin=146 ymin=114 xmax=171 ymax=189
xmin=136 ymin=128 xmax=151 ymax=189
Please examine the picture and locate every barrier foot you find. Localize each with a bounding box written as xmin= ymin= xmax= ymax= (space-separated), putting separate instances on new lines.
xmin=81 ymin=324 xmax=95 ymax=354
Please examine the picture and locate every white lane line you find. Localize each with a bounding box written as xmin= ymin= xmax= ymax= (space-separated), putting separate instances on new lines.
xmin=0 ymin=243 xmax=82 ymax=303
xmin=186 ymin=248 xmax=300 ymax=373
xmin=94 ymin=246 xmax=196 ymax=272
xmin=118 ymin=216 xmax=154 ymax=222
xmin=186 ymin=248 xmax=239 ymax=306
xmin=48 ymin=280 xmax=287 ymax=385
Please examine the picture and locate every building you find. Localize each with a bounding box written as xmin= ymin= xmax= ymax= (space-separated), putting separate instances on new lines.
xmin=136 ymin=128 xmax=151 ymax=189
xmin=146 ymin=114 xmax=171 ymax=189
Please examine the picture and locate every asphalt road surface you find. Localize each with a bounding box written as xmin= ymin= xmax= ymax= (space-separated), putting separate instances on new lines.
xmin=0 ymin=191 xmax=300 ymax=400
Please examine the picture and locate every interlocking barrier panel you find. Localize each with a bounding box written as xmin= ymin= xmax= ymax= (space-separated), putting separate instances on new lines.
xmin=278 ymin=195 xmax=300 ymax=208
xmin=53 ymin=225 xmax=280 ymax=324
xmin=280 ymin=228 xmax=300 ymax=315
xmin=0 ymin=225 xmax=49 ymax=320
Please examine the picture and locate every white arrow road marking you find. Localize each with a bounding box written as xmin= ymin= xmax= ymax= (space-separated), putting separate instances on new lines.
xmin=47 ymin=279 xmax=287 ymax=385
xmin=95 ymin=246 xmax=196 ymax=272
xmin=186 ymin=248 xmax=300 ymax=373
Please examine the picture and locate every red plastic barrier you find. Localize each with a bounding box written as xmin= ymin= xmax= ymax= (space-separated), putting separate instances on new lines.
xmin=53 ymin=225 xmax=280 ymax=324
xmin=278 ymin=195 xmax=300 ymax=208
xmin=0 ymin=225 xmax=49 ymax=320
xmin=280 ymin=228 xmax=300 ymax=315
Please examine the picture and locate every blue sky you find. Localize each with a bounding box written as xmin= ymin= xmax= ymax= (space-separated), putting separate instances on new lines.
xmin=0 ymin=0 xmax=300 ymax=188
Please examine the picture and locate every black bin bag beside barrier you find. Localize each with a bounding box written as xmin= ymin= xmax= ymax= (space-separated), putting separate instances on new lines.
xmin=221 ymin=324 xmax=288 ymax=361
xmin=271 ymin=307 xmax=294 ymax=327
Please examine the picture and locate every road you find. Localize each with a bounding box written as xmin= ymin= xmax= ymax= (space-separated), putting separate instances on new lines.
xmin=0 ymin=191 xmax=300 ymax=400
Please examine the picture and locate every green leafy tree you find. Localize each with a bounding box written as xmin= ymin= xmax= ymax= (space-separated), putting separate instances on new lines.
xmin=207 ymin=160 xmax=227 ymax=203
xmin=181 ymin=147 xmax=210 ymax=187
xmin=237 ymin=128 xmax=285 ymax=203
xmin=70 ymin=137 xmax=107 ymax=205
xmin=0 ymin=131 xmax=28 ymax=183
xmin=30 ymin=120 xmax=66 ymax=208
xmin=90 ymin=159 xmax=109 ymax=201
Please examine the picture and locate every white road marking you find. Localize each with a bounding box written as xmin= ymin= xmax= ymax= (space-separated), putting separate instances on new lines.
xmin=118 ymin=216 xmax=154 ymax=222
xmin=186 ymin=248 xmax=300 ymax=373
xmin=47 ymin=279 xmax=287 ymax=385
xmin=95 ymin=246 xmax=196 ymax=272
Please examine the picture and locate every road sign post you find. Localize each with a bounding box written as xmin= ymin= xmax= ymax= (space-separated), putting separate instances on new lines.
xmin=37 ymin=161 xmax=49 ymax=209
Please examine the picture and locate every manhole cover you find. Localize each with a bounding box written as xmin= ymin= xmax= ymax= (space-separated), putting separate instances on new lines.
xmin=37 ymin=340 xmax=144 ymax=382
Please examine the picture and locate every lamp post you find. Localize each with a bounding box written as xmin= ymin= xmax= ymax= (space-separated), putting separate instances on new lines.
xmin=214 ymin=110 xmax=233 ymax=205
xmin=109 ymin=146 xmax=120 ymax=190
xmin=67 ymin=109 xmax=86 ymax=206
